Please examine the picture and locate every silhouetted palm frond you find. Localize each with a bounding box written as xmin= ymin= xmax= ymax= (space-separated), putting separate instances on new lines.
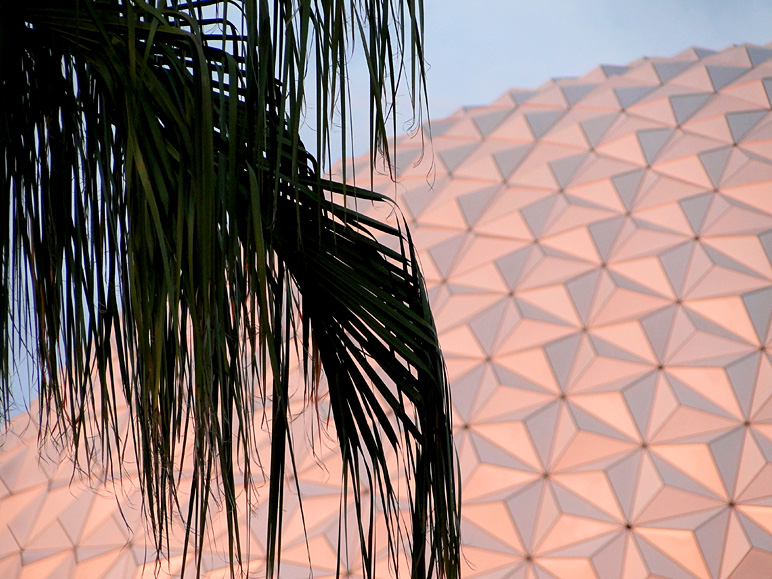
xmin=1 ymin=1 xmax=459 ymax=577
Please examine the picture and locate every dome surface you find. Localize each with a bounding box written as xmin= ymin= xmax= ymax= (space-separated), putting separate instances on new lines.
xmin=4 ymin=42 xmax=772 ymax=578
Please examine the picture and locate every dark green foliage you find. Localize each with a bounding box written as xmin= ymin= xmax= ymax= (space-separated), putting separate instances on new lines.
xmin=1 ymin=1 xmax=459 ymax=577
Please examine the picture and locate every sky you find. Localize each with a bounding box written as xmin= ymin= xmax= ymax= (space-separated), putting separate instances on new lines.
xmin=423 ymin=0 xmax=772 ymax=118
xmin=7 ymin=0 xmax=772 ymax=416
xmin=311 ymin=0 xmax=772 ymax=162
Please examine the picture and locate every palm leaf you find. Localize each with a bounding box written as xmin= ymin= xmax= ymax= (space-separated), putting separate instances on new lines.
xmin=1 ymin=1 xmax=459 ymax=578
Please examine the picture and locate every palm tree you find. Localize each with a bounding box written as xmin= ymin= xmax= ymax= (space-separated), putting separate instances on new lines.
xmin=0 ymin=1 xmax=459 ymax=577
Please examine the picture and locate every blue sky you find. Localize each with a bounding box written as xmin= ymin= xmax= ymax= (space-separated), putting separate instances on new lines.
xmin=423 ymin=0 xmax=772 ymax=118
xmin=316 ymin=0 xmax=772 ymax=161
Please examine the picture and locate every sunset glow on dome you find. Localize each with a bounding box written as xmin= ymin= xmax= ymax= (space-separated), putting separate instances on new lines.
xmin=4 ymin=42 xmax=772 ymax=578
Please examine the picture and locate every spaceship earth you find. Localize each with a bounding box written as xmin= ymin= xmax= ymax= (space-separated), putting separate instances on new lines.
xmin=4 ymin=42 xmax=772 ymax=578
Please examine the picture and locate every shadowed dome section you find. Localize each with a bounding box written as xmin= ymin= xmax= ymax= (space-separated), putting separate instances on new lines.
xmin=4 ymin=42 xmax=772 ymax=578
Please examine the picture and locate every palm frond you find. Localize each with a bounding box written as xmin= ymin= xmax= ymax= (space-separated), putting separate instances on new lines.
xmin=1 ymin=1 xmax=458 ymax=578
